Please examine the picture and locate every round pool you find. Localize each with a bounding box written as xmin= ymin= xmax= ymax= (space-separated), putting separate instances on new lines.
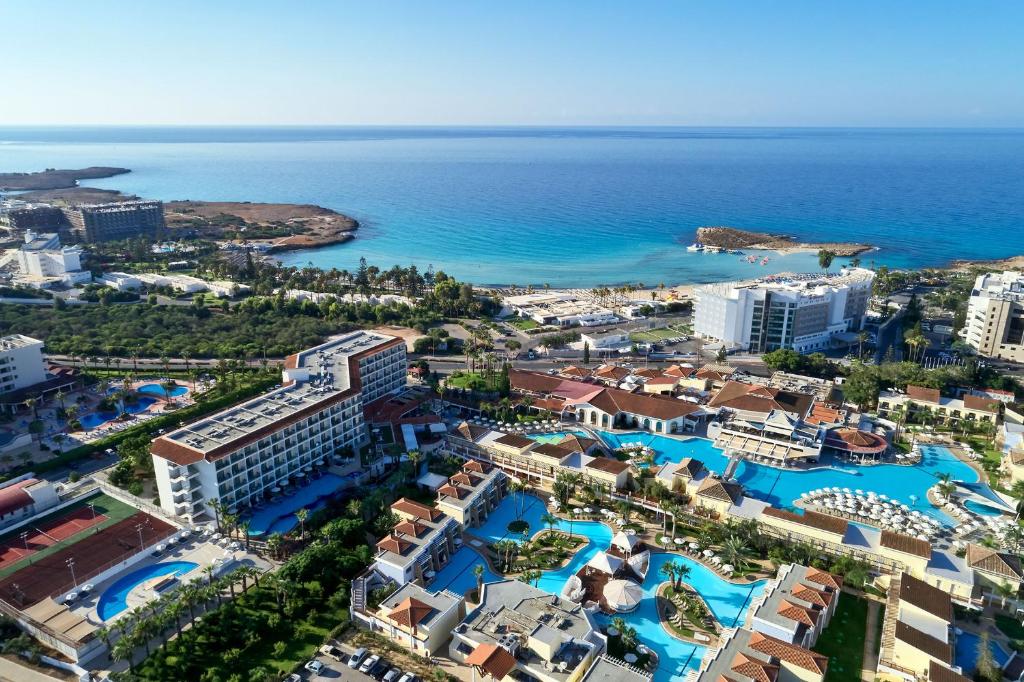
xmin=138 ymin=382 xmax=189 ymax=398
xmin=97 ymin=561 xmax=199 ymax=621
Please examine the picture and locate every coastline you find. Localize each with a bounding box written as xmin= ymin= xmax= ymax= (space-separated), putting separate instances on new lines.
xmin=694 ymin=226 xmax=873 ymax=257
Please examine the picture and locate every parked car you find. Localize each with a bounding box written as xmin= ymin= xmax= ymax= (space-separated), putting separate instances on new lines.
xmin=397 ymin=673 xmax=419 ymax=682
xmin=369 ymin=660 xmax=391 ymax=680
xmin=383 ymin=667 xmax=403 ymax=682
xmin=359 ymin=654 xmax=380 ymax=674
xmin=320 ymin=644 xmax=344 ymax=662
xmin=304 ymin=660 xmax=325 ymax=675
xmin=348 ymin=647 xmax=369 ymax=668
xmin=286 ymin=675 xmax=301 ymax=682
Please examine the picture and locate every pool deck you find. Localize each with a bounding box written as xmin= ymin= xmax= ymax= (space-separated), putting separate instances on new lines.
xmin=68 ymin=533 xmax=269 ymax=625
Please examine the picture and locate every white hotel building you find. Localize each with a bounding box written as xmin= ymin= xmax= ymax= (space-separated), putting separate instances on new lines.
xmin=694 ymin=268 xmax=875 ymax=354
xmin=151 ymin=331 xmax=406 ymax=522
xmin=0 ymin=335 xmax=48 ymax=397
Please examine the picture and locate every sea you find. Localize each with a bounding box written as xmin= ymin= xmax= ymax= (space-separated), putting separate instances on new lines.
xmin=2 ymin=126 xmax=1022 ymax=287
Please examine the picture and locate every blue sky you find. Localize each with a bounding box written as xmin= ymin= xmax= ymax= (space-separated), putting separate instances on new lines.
xmin=2 ymin=1 xmax=1022 ymax=126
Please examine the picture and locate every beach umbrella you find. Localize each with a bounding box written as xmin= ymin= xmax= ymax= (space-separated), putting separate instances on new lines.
xmin=674 ymin=538 xmax=685 ymax=545
xmin=689 ymin=542 xmax=700 ymax=550
xmin=703 ymin=549 xmax=715 ymax=558
xmin=722 ymin=564 xmax=734 ymax=573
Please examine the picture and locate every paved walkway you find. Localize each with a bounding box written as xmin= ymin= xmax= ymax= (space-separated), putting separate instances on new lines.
xmin=0 ymin=657 xmax=65 ymax=682
xmin=861 ymin=599 xmax=882 ymax=682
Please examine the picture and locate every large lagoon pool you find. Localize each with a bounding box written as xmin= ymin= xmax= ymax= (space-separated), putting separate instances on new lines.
xmin=246 ymin=473 xmax=344 ymax=535
xmin=97 ymin=561 xmax=199 ymax=621
xmin=79 ymin=397 xmax=158 ymax=430
xmin=138 ymin=382 xmax=189 ymax=398
xmin=434 ymin=493 xmax=763 ymax=682
xmin=595 ymin=432 xmax=981 ymax=526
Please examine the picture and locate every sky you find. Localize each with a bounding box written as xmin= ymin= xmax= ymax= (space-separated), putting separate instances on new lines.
xmin=2 ymin=1 xmax=1023 ymax=127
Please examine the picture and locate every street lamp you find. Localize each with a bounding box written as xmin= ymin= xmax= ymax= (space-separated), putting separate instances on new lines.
xmin=66 ymin=557 xmax=77 ymax=587
xmin=20 ymin=531 xmax=28 ymax=552
xmin=135 ymin=523 xmax=145 ymax=549
xmin=87 ymin=503 xmax=96 ymax=521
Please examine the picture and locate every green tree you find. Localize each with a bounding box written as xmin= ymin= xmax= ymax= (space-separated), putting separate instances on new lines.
xmin=582 ymin=342 xmax=591 ymax=367
xmin=817 ymin=249 xmax=836 ymax=273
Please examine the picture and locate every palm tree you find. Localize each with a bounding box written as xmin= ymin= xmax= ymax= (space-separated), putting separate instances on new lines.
xmin=660 ymin=561 xmax=677 ymax=590
xmin=295 ymin=507 xmax=309 ymax=540
xmin=473 ymin=563 xmax=485 ymax=598
xmin=817 ymin=249 xmax=835 ymax=274
xmin=720 ymin=535 xmax=750 ymax=572
xmin=674 ymin=562 xmax=691 ymax=590
xmin=995 ymin=582 xmax=1017 ymax=611
xmin=266 ymin=532 xmax=283 ymax=560
xmin=541 ymin=512 xmax=559 ymax=536
xmin=519 ymin=569 xmax=542 ymax=587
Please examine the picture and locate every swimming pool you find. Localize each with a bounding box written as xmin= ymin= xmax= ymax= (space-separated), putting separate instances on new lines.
xmin=436 ymin=493 xmax=763 ymax=682
xmin=79 ymin=397 xmax=158 ymax=430
xmin=965 ymin=500 xmax=1005 ymax=517
xmin=528 ymin=431 xmax=588 ymax=445
xmin=138 ymin=382 xmax=189 ymax=398
xmin=955 ymin=630 xmax=1011 ymax=674
xmin=245 ymin=473 xmax=344 ymax=535
xmin=594 ymin=432 xmax=983 ymax=526
xmin=96 ymin=561 xmax=199 ymax=621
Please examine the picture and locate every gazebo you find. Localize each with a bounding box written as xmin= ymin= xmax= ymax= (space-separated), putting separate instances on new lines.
xmin=825 ymin=428 xmax=888 ymax=461
xmin=611 ymin=531 xmax=642 ymax=557
xmin=586 ymin=551 xmax=624 ymax=576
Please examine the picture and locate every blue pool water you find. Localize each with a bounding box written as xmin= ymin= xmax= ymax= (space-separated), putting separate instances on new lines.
xmin=137 ymin=382 xmax=189 ymax=397
xmin=433 ymin=493 xmax=763 ymax=682
xmin=596 ymin=432 xmax=981 ymax=526
xmin=246 ymin=473 xmax=344 ymax=535
xmin=79 ymin=397 xmax=158 ymax=430
xmin=96 ymin=561 xmax=199 ymax=621
xmin=955 ymin=630 xmax=1011 ymax=674
xmin=964 ymin=500 xmax=1004 ymax=517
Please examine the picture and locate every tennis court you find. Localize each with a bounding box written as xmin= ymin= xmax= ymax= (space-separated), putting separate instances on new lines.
xmin=0 ymin=512 xmax=176 ymax=607
xmin=0 ymin=493 xmax=137 ymax=579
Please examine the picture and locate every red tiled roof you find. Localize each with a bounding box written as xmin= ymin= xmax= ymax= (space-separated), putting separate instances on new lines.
xmin=747 ymin=632 xmax=828 ymax=674
xmin=560 ymin=366 xmax=591 ymax=378
xmin=825 ymin=428 xmax=888 ymax=454
xmin=761 ymin=507 xmax=848 ymax=536
xmin=585 ymin=457 xmax=632 ymax=475
xmin=465 ymin=643 xmax=517 ymax=680
xmin=377 ymin=535 xmax=412 ymax=555
xmin=899 ymin=573 xmax=952 ymax=621
xmin=0 ymin=479 xmax=37 ymax=517
xmin=731 ymin=653 xmax=778 ymax=682
xmin=696 ymin=477 xmax=742 ymax=504
xmin=966 ymin=544 xmax=1024 ymax=580
xmin=391 ymin=497 xmax=444 ymax=521
xmin=394 ymin=520 xmax=429 ymax=538
xmin=387 ymin=597 xmax=434 ymax=629
xmin=582 ymin=386 xmax=701 ymax=421
xmin=804 ymin=567 xmax=843 ymax=591
xmin=593 ymin=365 xmax=631 ymax=381
xmin=664 ymin=364 xmax=695 ymax=378
xmin=963 ymin=394 xmax=1000 ymax=413
xmin=532 ymin=443 xmax=574 ymax=461
xmin=805 ymin=404 xmax=843 ymax=426
xmin=778 ymin=600 xmax=819 ymax=627
xmin=708 ymin=381 xmax=813 ymax=417
xmin=438 ymin=484 xmax=467 ymax=499
xmin=895 ymin=622 xmax=951 ymax=663
xmin=792 ymin=584 xmax=832 ymax=608
xmin=880 ymin=530 xmax=931 ymax=558
xmin=929 ymin=661 xmax=971 ymax=682
xmin=907 ymin=385 xmax=941 ymax=404
xmin=494 ymin=433 xmax=536 ymax=450
xmin=464 ymin=460 xmax=488 ymax=474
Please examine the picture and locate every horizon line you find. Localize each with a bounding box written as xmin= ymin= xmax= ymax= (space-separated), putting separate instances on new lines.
xmin=1 ymin=123 xmax=1024 ymax=131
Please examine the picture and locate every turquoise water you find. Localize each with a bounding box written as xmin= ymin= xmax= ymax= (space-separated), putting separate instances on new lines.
xmin=137 ymin=382 xmax=189 ymax=397
xmin=246 ymin=473 xmax=344 ymax=535
xmin=79 ymin=397 xmax=158 ymax=430
xmin=4 ymin=127 xmax=1024 ymax=286
xmin=433 ymin=493 xmax=762 ymax=681
xmin=964 ymin=500 xmax=1004 ymax=517
xmin=955 ymin=630 xmax=1011 ymax=673
xmin=596 ymin=432 xmax=980 ymax=526
xmin=96 ymin=561 xmax=199 ymax=621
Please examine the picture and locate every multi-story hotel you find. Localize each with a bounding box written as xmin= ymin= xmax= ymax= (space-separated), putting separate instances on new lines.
xmin=694 ymin=268 xmax=875 ymax=353
xmin=963 ymin=270 xmax=1024 ymax=363
xmin=62 ymin=200 xmax=165 ymax=242
xmin=0 ymin=335 xmax=48 ymax=397
xmin=150 ymin=331 xmax=406 ymax=522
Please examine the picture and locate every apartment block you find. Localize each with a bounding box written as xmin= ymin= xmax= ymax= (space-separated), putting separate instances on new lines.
xmin=62 ymin=200 xmax=165 ymax=242
xmin=0 ymin=335 xmax=48 ymax=397
xmin=964 ymin=271 xmax=1024 ymax=363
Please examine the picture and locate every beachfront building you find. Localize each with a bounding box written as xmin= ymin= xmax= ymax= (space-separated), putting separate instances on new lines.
xmin=150 ymin=331 xmax=406 ymax=523
xmin=877 ymin=386 xmax=1001 ymax=425
xmin=746 ymin=564 xmax=842 ymax=649
xmin=877 ymin=573 xmax=955 ymax=682
xmin=0 ymin=335 xmax=48 ymax=397
xmin=360 ymin=582 xmax=465 ymax=655
xmin=693 ymin=268 xmax=875 ymax=353
xmin=502 ymin=292 xmax=619 ymax=327
xmin=963 ymin=271 xmax=1024 ymax=363
xmin=434 ymin=461 xmax=510 ymax=528
xmin=62 ymin=200 xmax=165 ymax=243
xmin=693 ymin=627 xmax=829 ymax=682
xmin=448 ymin=579 xmax=603 ymax=682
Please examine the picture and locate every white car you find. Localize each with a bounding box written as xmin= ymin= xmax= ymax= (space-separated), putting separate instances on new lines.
xmin=304 ymin=660 xmax=325 ymax=675
xmin=348 ymin=647 xmax=369 ymax=668
xmin=359 ymin=654 xmax=381 ymax=674
xmin=397 ymin=674 xmax=418 ymax=682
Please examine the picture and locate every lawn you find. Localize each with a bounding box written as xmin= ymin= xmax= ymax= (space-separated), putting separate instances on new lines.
xmin=446 ymin=371 xmax=501 ymax=391
xmin=508 ymin=318 xmax=539 ymax=331
xmin=813 ymin=596 xmax=869 ymax=682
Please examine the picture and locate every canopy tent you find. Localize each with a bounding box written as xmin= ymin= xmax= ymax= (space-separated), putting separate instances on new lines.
xmin=603 ymin=579 xmax=643 ymax=613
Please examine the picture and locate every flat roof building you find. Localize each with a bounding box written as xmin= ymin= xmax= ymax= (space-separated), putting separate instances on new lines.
xmin=964 ymin=271 xmax=1024 ymax=363
xmin=62 ymin=200 xmax=165 ymax=243
xmin=694 ymin=268 xmax=875 ymax=354
xmin=0 ymin=335 xmax=48 ymax=398
xmin=150 ymin=331 xmax=405 ymax=523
